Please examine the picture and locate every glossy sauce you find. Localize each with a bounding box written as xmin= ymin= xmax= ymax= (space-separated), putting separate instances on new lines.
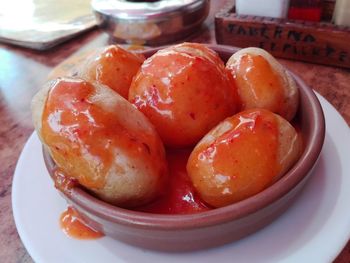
xmin=137 ymin=149 xmax=210 ymax=214
xmin=129 ymin=43 xmax=238 ymax=147
xmin=60 ymin=207 xmax=104 ymax=239
xmin=188 ymin=109 xmax=281 ymax=207
xmin=231 ymin=54 xmax=284 ymax=112
xmin=41 ymin=78 xmax=158 ymax=190
xmin=83 ymin=46 xmax=144 ymax=99
xmin=52 ymin=168 xmax=77 ymax=193
xmin=172 ymin=43 xmax=228 ymax=73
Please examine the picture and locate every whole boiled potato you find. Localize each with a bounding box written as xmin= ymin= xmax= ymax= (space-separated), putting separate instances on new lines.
xmin=129 ymin=42 xmax=239 ymax=148
xmin=32 ymin=77 xmax=167 ymax=208
xmin=226 ymin=47 xmax=299 ymax=121
xmin=187 ymin=109 xmax=302 ymax=208
xmin=52 ymin=45 xmax=145 ymax=99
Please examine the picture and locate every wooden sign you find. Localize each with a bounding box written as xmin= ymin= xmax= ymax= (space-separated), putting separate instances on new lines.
xmin=215 ymin=3 xmax=350 ymax=68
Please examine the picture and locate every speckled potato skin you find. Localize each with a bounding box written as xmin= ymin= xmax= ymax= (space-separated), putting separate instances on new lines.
xmin=72 ymin=45 xmax=145 ymax=99
xmin=187 ymin=109 xmax=302 ymax=208
xmin=31 ymin=77 xmax=167 ymax=208
xmin=226 ymin=47 xmax=299 ymax=121
xmin=129 ymin=42 xmax=239 ymax=148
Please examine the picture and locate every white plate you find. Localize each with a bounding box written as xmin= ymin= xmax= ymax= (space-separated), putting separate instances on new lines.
xmin=12 ymin=94 xmax=350 ymax=263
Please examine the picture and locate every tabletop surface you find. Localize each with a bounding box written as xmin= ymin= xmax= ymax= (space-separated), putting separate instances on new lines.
xmin=0 ymin=1 xmax=349 ymax=262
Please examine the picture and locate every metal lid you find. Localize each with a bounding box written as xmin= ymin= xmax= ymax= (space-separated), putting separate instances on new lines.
xmin=91 ymin=0 xmax=209 ymax=45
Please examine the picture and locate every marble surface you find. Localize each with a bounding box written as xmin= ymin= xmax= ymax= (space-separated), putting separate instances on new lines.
xmin=0 ymin=1 xmax=349 ymax=262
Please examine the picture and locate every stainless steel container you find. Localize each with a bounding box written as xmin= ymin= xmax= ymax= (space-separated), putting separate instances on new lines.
xmin=91 ymin=0 xmax=210 ymax=45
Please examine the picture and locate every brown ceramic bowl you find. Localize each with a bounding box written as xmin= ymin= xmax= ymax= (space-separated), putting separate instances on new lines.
xmin=43 ymin=45 xmax=325 ymax=252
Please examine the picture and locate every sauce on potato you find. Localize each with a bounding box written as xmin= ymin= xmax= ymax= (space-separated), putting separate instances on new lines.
xmin=129 ymin=42 xmax=239 ymax=148
xmin=33 ymin=44 xmax=302 ymax=217
xmin=226 ymin=48 xmax=299 ymax=121
xmin=75 ymin=45 xmax=144 ymax=99
xmin=232 ymin=54 xmax=284 ymax=112
xmin=187 ymin=109 xmax=301 ymax=208
xmin=39 ymin=78 xmax=167 ymax=207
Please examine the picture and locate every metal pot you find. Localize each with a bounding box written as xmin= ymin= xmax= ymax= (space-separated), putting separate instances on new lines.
xmin=91 ymin=0 xmax=210 ymax=45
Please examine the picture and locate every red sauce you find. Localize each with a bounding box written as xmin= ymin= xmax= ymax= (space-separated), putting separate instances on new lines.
xmin=187 ymin=109 xmax=281 ymax=207
xmin=207 ymin=110 xmax=281 ymax=182
xmin=52 ymin=168 xmax=77 ymax=193
xmin=85 ymin=46 xmax=145 ymax=99
xmin=137 ymin=149 xmax=210 ymax=214
xmin=58 ymin=149 xmax=209 ymax=239
xmin=232 ymin=54 xmax=284 ymax=113
xmin=41 ymin=78 xmax=157 ymax=190
xmin=60 ymin=207 xmax=104 ymax=240
xmin=128 ymin=43 xmax=238 ymax=148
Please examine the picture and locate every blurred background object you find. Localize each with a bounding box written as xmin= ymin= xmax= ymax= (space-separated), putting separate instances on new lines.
xmin=91 ymin=0 xmax=209 ymax=45
xmin=0 ymin=0 xmax=96 ymax=50
xmin=288 ymin=0 xmax=322 ymax=22
xmin=215 ymin=0 xmax=350 ymax=69
xmin=235 ymin=0 xmax=290 ymax=18
xmin=321 ymin=0 xmax=336 ymax=21
xmin=333 ymin=0 xmax=350 ymax=26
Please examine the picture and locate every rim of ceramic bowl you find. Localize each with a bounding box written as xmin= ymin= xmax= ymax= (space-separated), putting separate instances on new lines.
xmin=43 ymin=44 xmax=326 ymax=230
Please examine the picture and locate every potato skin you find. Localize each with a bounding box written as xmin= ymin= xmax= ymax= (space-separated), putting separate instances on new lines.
xmin=129 ymin=42 xmax=239 ymax=148
xmin=32 ymin=77 xmax=167 ymax=208
xmin=187 ymin=109 xmax=302 ymax=208
xmin=53 ymin=45 xmax=145 ymax=99
xmin=226 ymin=47 xmax=299 ymax=121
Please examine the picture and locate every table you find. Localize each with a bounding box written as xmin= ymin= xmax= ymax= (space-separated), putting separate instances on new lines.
xmin=0 ymin=1 xmax=349 ymax=262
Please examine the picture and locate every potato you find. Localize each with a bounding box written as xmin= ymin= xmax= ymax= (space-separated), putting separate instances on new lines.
xmin=47 ymin=49 xmax=95 ymax=81
xmin=226 ymin=47 xmax=299 ymax=121
xmin=32 ymin=77 xmax=167 ymax=208
xmin=67 ymin=45 xmax=145 ymax=99
xmin=129 ymin=42 xmax=239 ymax=148
xmin=187 ymin=109 xmax=302 ymax=208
